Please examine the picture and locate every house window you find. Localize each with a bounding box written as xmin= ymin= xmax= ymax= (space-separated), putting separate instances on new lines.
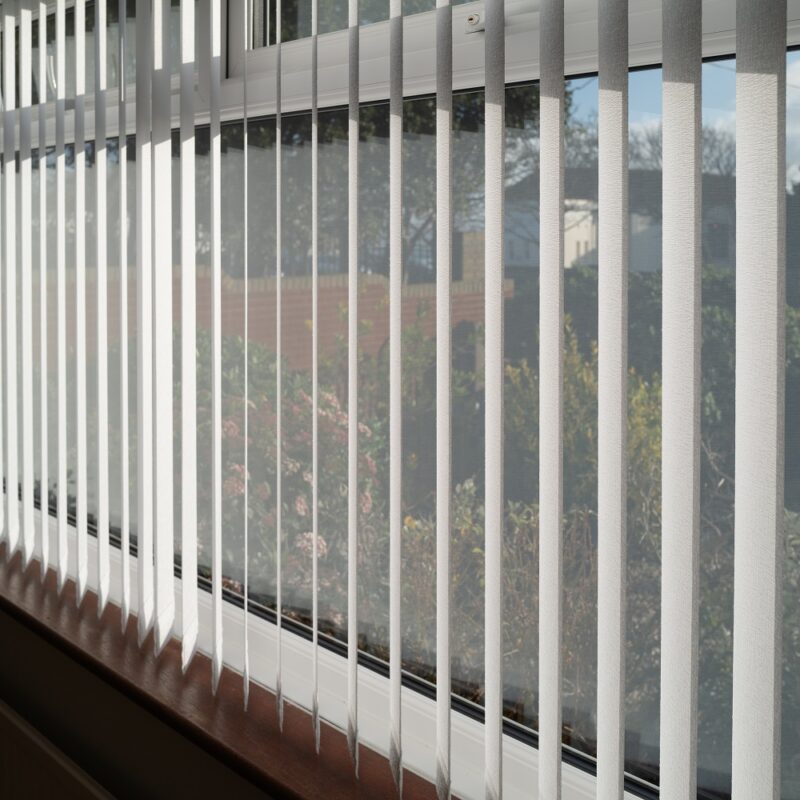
xmin=3 ymin=2 xmax=798 ymax=798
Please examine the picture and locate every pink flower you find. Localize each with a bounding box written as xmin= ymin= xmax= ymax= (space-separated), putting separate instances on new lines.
xmin=222 ymin=418 xmax=240 ymax=439
xmin=295 ymin=532 xmax=328 ymax=558
xmin=359 ymin=491 xmax=373 ymax=515
xmin=295 ymin=532 xmax=312 ymax=556
xmin=224 ymin=476 xmax=245 ymax=497
xmin=295 ymin=494 xmax=309 ymax=517
xmin=365 ymin=454 xmax=377 ymax=476
xmin=257 ymin=482 xmax=271 ymax=501
xmin=322 ymin=391 xmax=340 ymax=409
xmin=358 ymin=422 xmax=372 ymax=438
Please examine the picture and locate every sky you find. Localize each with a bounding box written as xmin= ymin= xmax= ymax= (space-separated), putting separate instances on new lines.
xmin=566 ymin=53 xmax=800 ymax=189
xmin=566 ymin=57 xmax=736 ymax=127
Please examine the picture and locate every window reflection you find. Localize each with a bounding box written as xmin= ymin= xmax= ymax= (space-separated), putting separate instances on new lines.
xmin=625 ymin=66 xmax=663 ymax=784
xmin=24 ymin=52 xmax=800 ymax=799
xmin=257 ymin=0 xmax=470 ymax=46
xmin=784 ymin=50 xmax=800 ymax=800
xmin=25 ymin=0 xmax=170 ymax=106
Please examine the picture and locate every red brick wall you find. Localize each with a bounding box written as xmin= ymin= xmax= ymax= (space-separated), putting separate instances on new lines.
xmin=34 ymin=269 xmax=511 ymax=373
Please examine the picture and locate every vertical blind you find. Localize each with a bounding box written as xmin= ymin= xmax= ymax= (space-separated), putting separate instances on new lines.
xmin=660 ymin=0 xmax=701 ymax=797
xmin=733 ymin=1 xmax=786 ymax=797
xmin=0 ymin=0 xmax=792 ymax=798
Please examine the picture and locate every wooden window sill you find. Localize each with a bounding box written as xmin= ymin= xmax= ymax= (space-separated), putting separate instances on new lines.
xmin=0 ymin=544 xmax=436 ymax=799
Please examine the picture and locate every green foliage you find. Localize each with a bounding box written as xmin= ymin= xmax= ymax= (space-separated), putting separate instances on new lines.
xmin=180 ymin=259 xmax=800 ymax=786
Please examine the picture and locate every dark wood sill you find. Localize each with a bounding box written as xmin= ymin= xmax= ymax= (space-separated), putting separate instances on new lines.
xmin=0 ymin=697 xmax=113 ymax=799
xmin=0 ymin=544 xmax=437 ymax=799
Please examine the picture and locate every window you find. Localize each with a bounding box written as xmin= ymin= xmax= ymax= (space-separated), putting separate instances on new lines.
xmin=3 ymin=1 xmax=799 ymax=798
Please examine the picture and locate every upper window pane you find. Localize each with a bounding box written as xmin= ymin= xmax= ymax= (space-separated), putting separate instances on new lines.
xmin=252 ymin=0 xmax=471 ymax=46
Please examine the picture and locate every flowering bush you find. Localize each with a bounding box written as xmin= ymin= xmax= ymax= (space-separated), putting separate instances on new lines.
xmin=174 ymin=263 xmax=800 ymax=791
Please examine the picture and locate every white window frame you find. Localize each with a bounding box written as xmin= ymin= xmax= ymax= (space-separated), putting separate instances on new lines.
xmin=24 ymin=0 xmax=800 ymax=146
xmin=215 ymin=2 xmax=800 ymax=796
xmin=224 ymin=0 xmax=800 ymax=115
xmin=17 ymin=0 xmax=800 ymax=797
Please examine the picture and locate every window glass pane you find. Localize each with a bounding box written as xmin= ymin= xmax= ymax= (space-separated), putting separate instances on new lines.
xmin=316 ymin=109 xmax=350 ymax=631
xmin=85 ymin=4 xmax=96 ymax=96
xmin=257 ymin=0 xmax=470 ymax=46
xmin=105 ymin=0 xmax=141 ymax=89
xmin=86 ymin=141 xmax=97 ymax=530
xmin=563 ymin=74 xmax=599 ymax=757
xmin=24 ymin=39 xmax=800 ymax=799
xmin=279 ymin=113 xmax=315 ymax=617
xmin=785 ymin=49 xmax=800 ymax=800
xmin=170 ymin=126 xmax=183 ymax=584
xmin=400 ymin=95 xmax=439 ymax=679
xmin=698 ymin=57 xmax=736 ymax=797
xmin=196 ymin=124 xmax=214 ymax=580
xmin=245 ymin=116 xmax=278 ymax=606
xmin=65 ymin=8 xmax=75 ymax=99
xmin=43 ymin=147 xmax=58 ymax=518
xmin=65 ymin=143 xmax=77 ymax=519
xmin=106 ymin=134 xmax=137 ymax=541
xmin=503 ymin=82 xmax=538 ymax=731
xmin=15 ymin=154 xmax=23 ymax=519
xmin=625 ymin=64 xmax=662 ymax=785
xmin=221 ymin=121 xmax=247 ymax=597
xmin=28 ymin=0 xmax=161 ymax=105
xmin=356 ymin=101 xmax=391 ymax=655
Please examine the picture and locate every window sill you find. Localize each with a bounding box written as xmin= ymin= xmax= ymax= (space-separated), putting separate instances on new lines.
xmin=0 ymin=542 xmax=437 ymax=799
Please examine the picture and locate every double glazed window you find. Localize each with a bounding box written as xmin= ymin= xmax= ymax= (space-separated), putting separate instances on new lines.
xmin=3 ymin=1 xmax=799 ymax=798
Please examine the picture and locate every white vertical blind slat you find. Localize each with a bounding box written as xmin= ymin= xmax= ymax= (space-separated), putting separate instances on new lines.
xmin=242 ymin=0 xmax=251 ymax=708
xmin=0 ymin=16 xmax=4 ymax=548
xmin=38 ymin=0 xmax=49 ymax=578
xmin=96 ymin=0 xmax=110 ymax=614
xmin=153 ymin=0 xmax=175 ymax=654
xmin=210 ymin=0 xmax=224 ymax=693
xmin=180 ymin=0 xmax=198 ymax=666
xmin=136 ymin=0 xmax=155 ymax=642
xmin=75 ymin=0 xmax=88 ymax=603
xmin=0 ymin=14 xmax=4 ymax=549
xmin=118 ymin=0 xmax=131 ymax=628
xmin=435 ymin=0 xmax=452 ymax=796
xmin=275 ymin=0 xmax=285 ymax=728
xmin=0 ymin=4 xmax=789 ymax=798
xmin=389 ymin=0 xmax=403 ymax=790
xmin=596 ymin=0 xmax=628 ymax=796
xmin=55 ymin=0 xmax=68 ymax=590
xmin=484 ymin=0 xmax=505 ymax=797
xmin=660 ymin=1 xmax=701 ymax=795
xmin=310 ymin=0 xmax=320 ymax=750
xmin=538 ymin=0 xmax=564 ymax=796
xmin=4 ymin=0 xmax=19 ymax=557
xmin=732 ymin=1 xmax=787 ymax=797
xmin=346 ymin=0 xmax=359 ymax=771
xmin=20 ymin=0 xmax=35 ymax=566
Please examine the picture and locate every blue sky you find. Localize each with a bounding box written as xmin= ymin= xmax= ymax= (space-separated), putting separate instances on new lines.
xmin=566 ymin=58 xmax=736 ymax=127
xmin=565 ymin=54 xmax=800 ymax=187
xmin=788 ymin=50 xmax=800 ymax=186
